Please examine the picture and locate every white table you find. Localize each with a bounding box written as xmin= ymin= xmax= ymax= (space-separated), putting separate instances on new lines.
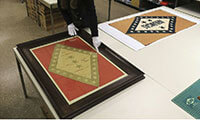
xmin=76 ymin=27 xmax=200 ymax=119
xmin=14 ymin=45 xmax=192 ymax=118
xmin=83 ymin=7 xmax=200 ymax=118
xmin=14 ymin=6 xmax=200 ymax=118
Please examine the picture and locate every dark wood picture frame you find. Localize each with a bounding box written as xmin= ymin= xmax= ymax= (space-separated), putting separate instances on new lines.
xmin=17 ymin=30 xmax=145 ymax=118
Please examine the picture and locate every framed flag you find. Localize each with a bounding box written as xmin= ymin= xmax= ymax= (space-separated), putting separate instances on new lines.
xmin=16 ymin=30 xmax=144 ymax=118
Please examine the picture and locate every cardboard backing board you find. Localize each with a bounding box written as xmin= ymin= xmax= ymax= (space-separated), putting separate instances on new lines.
xmin=16 ymin=30 xmax=144 ymax=118
xmin=109 ymin=10 xmax=196 ymax=46
xmin=99 ymin=6 xmax=200 ymax=51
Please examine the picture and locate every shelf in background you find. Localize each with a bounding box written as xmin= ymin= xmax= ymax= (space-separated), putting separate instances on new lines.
xmin=114 ymin=0 xmax=155 ymax=11
xmin=175 ymin=1 xmax=200 ymax=19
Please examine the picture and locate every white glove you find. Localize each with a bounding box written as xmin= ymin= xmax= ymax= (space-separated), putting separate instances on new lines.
xmin=92 ymin=37 xmax=101 ymax=52
xmin=67 ymin=23 xmax=79 ymax=36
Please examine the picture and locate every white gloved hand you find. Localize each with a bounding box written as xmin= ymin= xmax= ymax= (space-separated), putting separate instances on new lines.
xmin=92 ymin=37 xmax=101 ymax=52
xmin=67 ymin=23 xmax=79 ymax=36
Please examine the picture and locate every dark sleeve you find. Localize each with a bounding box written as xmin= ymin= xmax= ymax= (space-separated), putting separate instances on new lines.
xmin=57 ymin=0 xmax=73 ymax=25
xmin=83 ymin=0 xmax=98 ymax=37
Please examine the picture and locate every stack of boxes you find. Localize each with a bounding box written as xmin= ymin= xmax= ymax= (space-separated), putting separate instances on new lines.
xmin=26 ymin=0 xmax=38 ymax=23
xmin=115 ymin=0 xmax=141 ymax=9
xmin=26 ymin=0 xmax=66 ymax=31
xmin=37 ymin=1 xmax=66 ymax=30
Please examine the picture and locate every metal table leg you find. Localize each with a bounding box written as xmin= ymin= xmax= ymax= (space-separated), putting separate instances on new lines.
xmin=16 ymin=57 xmax=28 ymax=98
xmin=25 ymin=0 xmax=29 ymax=17
xmin=50 ymin=5 xmax=55 ymax=34
xmin=108 ymin=0 xmax=112 ymax=21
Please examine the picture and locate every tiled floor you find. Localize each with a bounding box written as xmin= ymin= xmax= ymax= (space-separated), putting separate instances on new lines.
xmin=0 ymin=0 xmax=138 ymax=118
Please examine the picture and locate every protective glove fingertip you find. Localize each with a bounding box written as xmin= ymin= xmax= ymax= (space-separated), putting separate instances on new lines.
xmin=75 ymin=27 xmax=79 ymax=31
xmin=95 ymin=47 xmax=99 ymax=53
xmin=74 ymin=30 xmax=77 ymax=35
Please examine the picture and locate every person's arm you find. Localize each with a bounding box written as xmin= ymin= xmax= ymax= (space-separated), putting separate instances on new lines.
xmin=84 ymin=0 xmax=98 ymax=37
xmin=58 ymin=0 xmax=79 ymax=36
xmin=84 ymin=0 xmax=101 ymax=51
xmin=57 ymin=0 xmax=73 ymax=25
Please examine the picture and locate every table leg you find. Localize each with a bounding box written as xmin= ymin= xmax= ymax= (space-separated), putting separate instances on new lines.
xmin=25 ymin=0 xmax=29 ymax=16
xmin=16 ymin=57 xmax=28 ymax=98
xmin=50 ymin=5 xmax=55 ymax=34
xmin=108 ymin=0 xmax=112 ymax=21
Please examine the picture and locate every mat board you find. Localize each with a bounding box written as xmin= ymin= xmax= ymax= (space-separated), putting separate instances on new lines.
xmin=16 ymin=30 xmax=144 ymax=118
xmin=99 ymin=6 xmax=200 ymax=51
